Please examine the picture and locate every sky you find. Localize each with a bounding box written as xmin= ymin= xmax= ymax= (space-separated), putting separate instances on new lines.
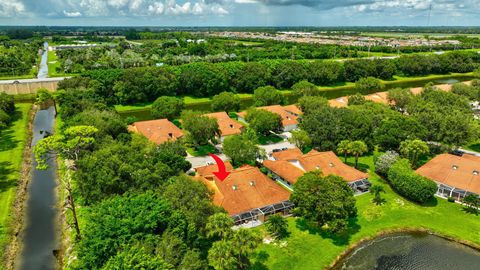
xmin=1 ymin=0 xmax=480 ymax=26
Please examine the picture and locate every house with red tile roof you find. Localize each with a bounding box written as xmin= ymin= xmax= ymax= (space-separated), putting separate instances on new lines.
xmin=416 ymin=153 xmax=480 ymax=200
xmin=204 ymin=112 xmax=244 ymax=142
xmin=263 ymin=147 xmax=370 ymax=193
xmin=128 ymin=119 xmax=184 ymax=145
xmin=237 ymin=105 xmax=302 ymax=132
xmin=195 ymin=163 xmax=292 ymax=225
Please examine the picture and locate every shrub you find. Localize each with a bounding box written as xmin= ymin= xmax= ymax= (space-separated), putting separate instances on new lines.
xmin=0 ymin=92 xmax=15 ymax=114
xmin=447 ymin=196 xmax=456 ymax=203
xmin=355 ymin=77 xmax=385 ymax=93
xmin=387 ymin=159 xmax=437 ymax=203
xmin=0 ymin=109 xmax=10 ymax=129
xmin=374 ymin=151 xmax=400 ymax=176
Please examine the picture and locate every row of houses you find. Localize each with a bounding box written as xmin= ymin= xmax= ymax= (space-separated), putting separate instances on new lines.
xmin=128 ymin=104 xmax=303 ymax=145
xmin=328 ymin=82 xmax=467 ymax=108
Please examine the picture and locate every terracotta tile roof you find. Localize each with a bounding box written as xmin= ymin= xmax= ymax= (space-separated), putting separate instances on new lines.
xmin=328 ymin=97 xmax=348 ymax=108
xmin=204 ymin=112 xmax=244 ymax=137
xmin=263 ymin=160 xmax=305 ymax=184
xmin=128 ymin=119 xmax=184 ymax=145
xmin=365 ymin=91 xmax=389 ymax=104
xmin=283 ymin=104 xmax=303 ymax=115
xmin=299 ymin=150 xmax=368 ymax=182
xmin=238 ymin=105 xmax=301 ymax=128
xmin=410 ymin=87 xmax=423 ymax=95
xmin=266 ymin=148 xmax=368 ymax=183
xmin=195 ymin=162 xmax=234 ymax=178
xmin=416 ymin=154 xmax=480 ymax=194
xmin=196 ymin=165 xmax=291 ymax=215
xmin=271 ymin=147 xmax=303 ymax=161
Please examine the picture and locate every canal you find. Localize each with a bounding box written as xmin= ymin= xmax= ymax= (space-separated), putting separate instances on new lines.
xmin=332 ymin=232 xmax=480 ymax=270
xmin=17 ymin=106 xmax=58 ymax=270
xmin=37 ymin=42 xmax=49 ymax=80
xmin=118 ymin=75 xmax=474 ymax=121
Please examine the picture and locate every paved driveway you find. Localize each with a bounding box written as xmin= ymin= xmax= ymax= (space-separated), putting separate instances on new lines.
xmin=259 ymin=141 xmax=296 ymax=156
xmin=187 ymin=154 xmax=229 ymax=168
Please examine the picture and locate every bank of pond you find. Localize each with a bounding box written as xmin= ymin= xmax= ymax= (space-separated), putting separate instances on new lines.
xmin=118 ymin=74 xmax=474 ymax=121
xmin=332 ymin=231 xmax=480 ymax=270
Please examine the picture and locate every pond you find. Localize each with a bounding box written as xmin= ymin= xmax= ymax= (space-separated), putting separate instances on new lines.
xmin=332 ymin=232 xmax=480 ymax=270
xmin=118 ymin=75 xmax=474 ymax=121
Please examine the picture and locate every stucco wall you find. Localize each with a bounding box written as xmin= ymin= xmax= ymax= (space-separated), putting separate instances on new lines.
xmin=0 ymin=81 xmax=58 ymax=95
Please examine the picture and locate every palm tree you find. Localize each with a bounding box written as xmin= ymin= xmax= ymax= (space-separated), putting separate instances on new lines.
xmin=208 ymin=240 xmax=238 ymax=270
xmin=337 ymin=140 xmax=352 ymax=162
xmin=462 ymin=194 xmax=480 ymax=215
xmin=206 ymin=213 xmax=234 ymax=239
xmin=370 ymin=185 xmax=386 ymax=205
xmin=349 ymin=140 xmax=368 ymax=168
xmin=231 ymin=229 xmax=261 ymax=270
xmin=265 ymin=214 xmax=288 ymax=239
xmin=399 ymin=139 xmax=429 ymax=167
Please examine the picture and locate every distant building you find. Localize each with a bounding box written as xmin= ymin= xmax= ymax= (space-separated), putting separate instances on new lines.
xmin=204 ymin=112 xmax=244 ymax=142
xmin=128 ymin=119 xmax=184 ymax=145
xmin=263 ymin=148 xmax=370 ymax=193
xmin=195 ymin=163 xmax=292 ymax=225
xmin=237 ymin=105 xmax=302 ymax=132
xmin=416 ymin=153 xmax=480 ymax=200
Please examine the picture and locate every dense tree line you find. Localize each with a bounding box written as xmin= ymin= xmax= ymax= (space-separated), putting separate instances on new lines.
xmin=301 ymin=83 xmax=479 ymax=152
xmin=58 ymin=50 xmax=480 ymax=105
xmin=0 ymin=39 xmax=43 ymax=76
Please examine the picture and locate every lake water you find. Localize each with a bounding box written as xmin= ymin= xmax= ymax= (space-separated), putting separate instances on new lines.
xmin=118 ymin=75 xmax=474 ymax=121
xmin=332 ymin=232 xmax=480 ymax=270
xmin=17 ymin=106 xmax=58 ymax=270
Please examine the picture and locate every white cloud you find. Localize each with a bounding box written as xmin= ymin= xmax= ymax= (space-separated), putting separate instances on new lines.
xmin=0 ymin=0 xmax=25 ymax=17
xmin=63 ymin=10 xmax=82 ymax=17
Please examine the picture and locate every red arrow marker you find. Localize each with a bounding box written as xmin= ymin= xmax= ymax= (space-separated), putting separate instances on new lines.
xmin=208 ymin=153 xmax=230 ymax=181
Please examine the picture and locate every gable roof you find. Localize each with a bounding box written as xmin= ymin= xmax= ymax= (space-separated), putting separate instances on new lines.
xmin=196 ymin=165 xmax=290 ymax=215
xmin=128 ymin=119 xmax=184 ymax=145
xmin=265 ymin=147 xmax=368 ymax=183
xmin=263 ymin=160 xmax=305 ymax=184
xmin=328 ymin=97 xmax=348 ymax=108
xmin=238 ymin=105 xmax=302 ymax=127
xmin=195 ymin=162 xmax=235 ymax=178
xmin=299 ymin=150 xmax=368 ymax=182
xmin=271 ymin=147 xmax=303 ymax=161
xmin=204 ymin=112 xmax=244 ymax=137
xmin=416 ymin=153 xmax=480 ymax=195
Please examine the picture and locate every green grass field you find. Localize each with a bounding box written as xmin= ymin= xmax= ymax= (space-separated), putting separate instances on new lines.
xmin=47 ymin=51 xmax=63 ymax=77
xmin=0 ymin=103 xmax=31 ymax=250
xmin=252 ymin=154 xmax=480 ymax=270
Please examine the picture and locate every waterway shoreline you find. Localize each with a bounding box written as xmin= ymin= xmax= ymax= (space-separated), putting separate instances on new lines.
xmin=327 ymin=227 xmax=480 ymax=270
xmin=2 ymin=105 xmax=35 ymax=270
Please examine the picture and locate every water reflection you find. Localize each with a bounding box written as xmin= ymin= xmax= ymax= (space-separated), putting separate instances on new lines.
xmin=333 ymin=232 xmax=480 ymax=270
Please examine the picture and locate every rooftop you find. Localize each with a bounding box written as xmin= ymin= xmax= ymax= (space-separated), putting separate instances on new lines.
xmin=264 ymin=147 xmax=368 ymax=184
xmin=204 ymin=112 xmax=244 ymax=137
xmin=416 ymin=153 xmax=480 ymax=195
xmin=196 ymin=165 xmax=290 ymax=215
xmin=238 ymin=105 xmax=302 ymax=127
xmin=128 ymin=119 xmax=184 ymax=145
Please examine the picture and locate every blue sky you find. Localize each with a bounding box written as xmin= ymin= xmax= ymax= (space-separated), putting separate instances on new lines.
xmin=0 ymin=0 xmax=479 ymax=26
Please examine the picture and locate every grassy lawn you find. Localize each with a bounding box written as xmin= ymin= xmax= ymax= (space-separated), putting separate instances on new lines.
xmin=0 ymin=103 xmax=31 ymax=250
xmin=47 ymin=51 xmax=62 ymax=77
xmin=252 ymin=154 xmax=480 ymax=270
xmin=464 ymin=141 xmax=480 ymax=153
xmin=258 ymin=134 xmax=284 ymax=145
xmin=186 ymin=144 xmax=217 ymax=157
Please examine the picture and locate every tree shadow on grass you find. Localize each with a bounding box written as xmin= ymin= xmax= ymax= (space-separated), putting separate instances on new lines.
xmin=421 ymin=197 xmax=439 ymax=207
xmin=250 ymin=250 xmax=270 ymax=270
xmin=295 ymin=217 xmax=361 ymax=246
xmin=0 ymin=161 xmax=16 ymax=193
xmin=0 ymin=108 xmax=23 ymax=152
xmin=345 ymin=161 xmax=370 ymax=173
